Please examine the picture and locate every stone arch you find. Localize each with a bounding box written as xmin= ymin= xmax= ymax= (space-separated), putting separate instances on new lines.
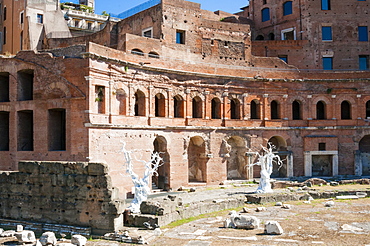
xmin=341 ymin=100 xmax=351 ymax=120
xmin=45 ymin=82 xmax=71 ymax=99
xmin=115 ymin=88 xmax=127 ymax=115
xmin=270 ymin=100 xmax=280 ymax=119
xmin=149 ymin=51 xmax=160 ymax=59
xmin=173 ymin=94 xmax=185 ymax=118
xmin=192 ymin=96 xmax=203 ymax=118
xmin=358 ymin=135 xmax=370 ymax=176
xmin=256 ymin=35 xmax=264 ymax=40
xmin=188 ymin=136 xmax=207 ymax=182
xmin=250 ymin=99 xmax=261 ymax=119
xmin=292 ymin=100 xmax=302 ymax=120
xmin=153 ymin=136 xmax=170 ymax=190
xmin=268 ymin=136 xmax=289 ymax=178
xmin=131 ymin=49 xmax=144 ymax=56
xmin=230 ymin=98 xmax=241 ymax=119
xmin=316 ymin=100 xmax=326 ymax=120
xmin=211 ymin=97 xmax=222 ymax=119
xmin=155 ymin=93 xmax=166 ymax=117
xmin=225 ymin=136 xmax=248 ymax=180
xmin=134 ymin=89 xmax=146 ymax=116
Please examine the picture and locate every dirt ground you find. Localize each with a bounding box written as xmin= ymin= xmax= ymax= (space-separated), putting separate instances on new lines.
xmin=1 ymin=185 xmax=370 ymax=245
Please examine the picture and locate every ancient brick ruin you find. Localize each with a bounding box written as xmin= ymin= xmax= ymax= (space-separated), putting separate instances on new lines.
xmin=0 ymin=0 xmax=370 ymax=232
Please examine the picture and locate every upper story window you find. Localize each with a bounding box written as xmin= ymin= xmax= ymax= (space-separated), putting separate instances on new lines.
xmin=321 ymin=0 xmax=331 ymax=10
xmin=359 ymin=55 xmax=369 ymax=70
xmin=3 ymin=7 xmax=6 ymax=21
xmin=20 ymin=12 xmax=24 ymax=24
xmin=37 ymin=14 xmax=43 ymax=24
xmin=358 ymin=26 xmax=368 ymax=41
xmin=142 ymin=27 xmax=153 ymax=38
xmin=282 ymin=28 xmax=295 ymax=40
xmin=261 ymin=8 xmax=270 ymax=22
xmin=322 ymin=26 xmax=332 ymax=41
xmin=263 ymin=0 xmax=267 ymax=4
xmin=176 ymin=30 xmax=185 ymax=44
xmin=322 ymin=57 xmax=333 ymax=70
xmin=283 ymin=1 xmax=293 ymax=16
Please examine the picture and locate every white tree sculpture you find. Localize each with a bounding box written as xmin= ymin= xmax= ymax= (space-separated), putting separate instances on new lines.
xmin=121 ymin=142 xmax=163 ymax=213
xmin=250 ymin=143 xmax=283 ymax=193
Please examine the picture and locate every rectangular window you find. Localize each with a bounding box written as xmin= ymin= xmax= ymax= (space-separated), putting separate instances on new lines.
xmin=142 ymin=27 xmax=153 ymax=38
xmin=0 ymin=72 xmax=10 ymax=102
xmin=176 ymin=30 xmax=185 ymax=44
xmin=48 ymin=109 xmax=66 ymax=151
xmin=282 ymin=28 xmax=295 ymax=40
xmin=0 ymin=111 xmax=9 ymax=151
xmin=37 ymin=14 xmax=43 ymax=24
xmin=319 ymin=143 xmax=326 ymax=151
xmin=322 ymin=26 xmax=332 ymax=41
xmin=17 ymin=70 xmax=34 ymax=101
xmin=359 ymin=55 xmax=369 ymax=70
xmin=17 ymin=110 xmax=33 ymax=151
xmin=95 ymin=86 xmax=105 ymax=114
xmin=20 ymin=12 xmax=24 ymax=24
xmin=87 ymin=22 xmax=92 ymax=30
xmin=358 ymin=26 xmax=368 ymax=41
xmin=3 ymin=7 xmax=6 ymax=21
xmin=321 ymin=0 xmax=331 ymax=10
xmin=323 ymin=57 xmax=333 ymax=70
xmin=262 ymin=8 xmax=270 ymax=22
xmin=283 ymin=1 xmax=293 ymax=16
xmin=278 ymin=55 xmax=288 ymax=63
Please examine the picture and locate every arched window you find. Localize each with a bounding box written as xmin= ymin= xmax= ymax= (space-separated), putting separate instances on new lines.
xmin=251 ymin=100 xmax=260 ymax=119
xmin=268 ymin=33 xmax=275 ymax=40
xmin=134 ymin=90 xmax=145 ymax=116
xmin=366 ymin=100 xmax=370 ymax=118
xmin=261 ymin=8 xmax=270 ymax=22
xmin=155 ymin=93 xmax=165 ymax=117
xmin=292 ymin=100 xmax=301 ymax=120
xmin=316 ymin=101 xmax=326 ymax=120
xmin=230 ymin=99 xmax=241 ymax=119
xmin=255 ymin=35 xmax=265 ymax=40
xmin=148 ymin=52 xmax=160 ymax=59
xmin=131 ymin=49 xmax=144 ymax=56
xmin=192 ymin=96 xmax=202 ymax=118
xmin=271 ymin=100 xmax=280 ymax=119
xmin=283 ymin=1 xmax=293 ymax=16
xmin=174 ymin=95 xmax=184 ymax=118
xmin=211 ymin=98 xmax=221 ymax=119
xmin=341 ymin=101 xmax=351 ymax=119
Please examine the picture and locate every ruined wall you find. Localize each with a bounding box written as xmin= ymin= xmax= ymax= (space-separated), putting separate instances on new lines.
xmin=0 ymin=161 xmax=125 ymax=235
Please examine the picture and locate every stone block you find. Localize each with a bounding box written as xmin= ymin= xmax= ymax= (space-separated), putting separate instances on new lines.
xmin=18 ymin=162 xmax=40 ymax=174
xmin=40 ymin=232 xmax=57 ymax=246
xmin=71 ymin=235 xmax=87 ymax=246
xmin=87 ymin=163 xmax=108 ymax=176
xmin=265 ymin=221 xmax=283 ymax=235
xmin=14 ymin=230 xmax=36 ymax=243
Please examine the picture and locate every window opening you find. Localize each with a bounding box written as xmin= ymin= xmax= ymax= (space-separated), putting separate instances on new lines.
xmin=37 ymin=14 xmax=43 ymax=24
xmin=48 ymin=109 xmax=66 ymax=151
xmin=251 ymin=100 xmax=260 ymax=119
xmin=0 ymin=111 xmax=9 ymax=151
xmin=17 ymin=110 xmax=33 ymax=151
xmin=155 ymin=93 xmax=165 ymax=117
xmin=0 ymin=72 xmax=10 ymax=102
xmin=341 ymin=101 xmax=351 ymax=120
xmin=17 ymin=69 xmax=34 ymax=101
xmin=359 ymin=55 xmax=369 ymax=70
xmin=322 ymin=57 xmax=333 ymax=70
xmin=316 ymin=101 xmax=326 ymax=119
xmin=322 ymin=26 xmax=332 ymax=41
xmin=261 ymin=8 xmax=270 ymax=22
xmin=283 ymin=1 xmax=293 ymax=16
xmin=230 ymin=99 xmax=240 ymax=119
xmin=359 ymin=26 xmax=369 ymax=41
xmin=319 ymin=143 xmax=326 ymax=151
xmin=174 ymin=95 xmax=184 ymax=118
xmin=292 ymin=100 xmax=301 ymax=120
xmin=211 ymin=98 xmax=221 ymax=119
xmin=176 ymin=30 xmax=185 ymax=44
xmin=192 ymin=97 xmax=202 ymax=118
xmin=321 ymin=0 xmax=331 ymax=10
xmin=95 ymin=86 xmax=105 ymax=114
xmin=271 ymin=100 xmax=280 ymax=119
xmin=134 ymin=90 xmax=146 ymax=116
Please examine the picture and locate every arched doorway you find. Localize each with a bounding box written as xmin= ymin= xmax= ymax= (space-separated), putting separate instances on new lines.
xmin=188 ymin=136 xmax=207 ymax=182
xmin=226 ymin=136 xmax=247 ymax=180
xmin=268 ymin=136 xmax=289 ymax=178
xmin=358 ymin=135 xmax=370 ymax=176
xmin=153 ymin=136 xmax=170 ymax=190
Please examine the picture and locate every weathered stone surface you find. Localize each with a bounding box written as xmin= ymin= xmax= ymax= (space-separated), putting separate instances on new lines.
xmin=325 ymin=201 xmax=335 ymax=207
xmin=233 ymin=215 xmax=260 ymax=229
xmin=71 ymin=235 xmax=87 ymax=246
xmin=14 ymin=230 xmax=36 ymax=243
xmin=1 ymin=230 xmax=15 ymax=237
xmin=265 ymin=221 xmax=283 ymax=235
xmin=39 ymin=232 xmax=57 ymax=246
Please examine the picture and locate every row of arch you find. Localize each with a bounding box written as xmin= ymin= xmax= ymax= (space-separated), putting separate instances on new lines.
xmin=115 ymin=89 xmax=370 ymax=120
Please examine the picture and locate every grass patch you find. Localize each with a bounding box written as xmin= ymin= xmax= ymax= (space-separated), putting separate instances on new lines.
xmin=162 ymin=206 xmax=245 ymax=229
